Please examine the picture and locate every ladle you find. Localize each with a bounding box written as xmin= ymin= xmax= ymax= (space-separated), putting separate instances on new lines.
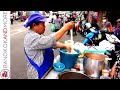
xmin=70 ymin=29 xmax=74 ymax=53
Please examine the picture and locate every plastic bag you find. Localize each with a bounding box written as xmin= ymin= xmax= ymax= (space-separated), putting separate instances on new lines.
xmin=50 ymin=23 xmax=56 ymax=32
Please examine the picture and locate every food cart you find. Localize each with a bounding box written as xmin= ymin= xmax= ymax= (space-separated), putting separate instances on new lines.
xmin=43 ymin=42 xmax=114 ymax=79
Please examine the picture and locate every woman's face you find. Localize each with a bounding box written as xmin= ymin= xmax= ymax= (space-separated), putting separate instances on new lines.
xmin=33 ymin=22 xmax=46 ymax=34
xmin=117 ymin=21 xmax=120 ymax=26
xmin=102 ymin=19 xmax=107 ymax=23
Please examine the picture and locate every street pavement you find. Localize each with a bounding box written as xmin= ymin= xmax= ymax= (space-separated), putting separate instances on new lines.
xmin=10 ymin=20 xmax=84 ymax=79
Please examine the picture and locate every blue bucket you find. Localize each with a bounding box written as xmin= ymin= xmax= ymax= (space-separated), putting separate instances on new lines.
xmin=58 ymin=48 xmax=80 ymax=69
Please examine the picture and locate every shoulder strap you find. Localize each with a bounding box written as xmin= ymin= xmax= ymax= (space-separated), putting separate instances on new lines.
xmin=24 ymin=48 xmax=40 ymax=70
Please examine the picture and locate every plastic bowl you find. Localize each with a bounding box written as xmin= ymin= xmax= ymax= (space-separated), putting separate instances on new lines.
xmin=53 ymin=62 xmax=65 ymax=72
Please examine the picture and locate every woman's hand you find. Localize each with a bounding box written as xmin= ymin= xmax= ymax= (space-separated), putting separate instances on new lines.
xmin=55 ymin=21 xmax=75 ymax=41
xmin=109 ymin=63 xmax=117 ymax=79
xmin=63 ymin=21 xmax=75 ymax=31
xmin=65 ymin=44 xmax=71 ymax=52
xmin=110 ymin=69 xmax=116 ymax=79
xmin=55 ymin=42 xmax=71 ymax=52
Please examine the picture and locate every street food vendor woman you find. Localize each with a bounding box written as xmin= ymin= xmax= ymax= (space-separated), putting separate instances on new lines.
xmin=24 ymin=13 xmax=75 ymax=79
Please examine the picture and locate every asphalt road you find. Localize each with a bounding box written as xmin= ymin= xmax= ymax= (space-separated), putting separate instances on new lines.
xmin=10 ymin=20 xmax=84 ymax=79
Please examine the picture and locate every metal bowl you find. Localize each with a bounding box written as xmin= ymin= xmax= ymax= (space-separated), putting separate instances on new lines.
xmin=57 ymin=71 xmax=90 ymax=79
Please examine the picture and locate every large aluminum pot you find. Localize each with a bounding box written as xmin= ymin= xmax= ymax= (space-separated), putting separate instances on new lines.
xmin=83 ymin=53 xmax=108 ymax=78
xmin=57 ymin=71 xmax=90 ymax=79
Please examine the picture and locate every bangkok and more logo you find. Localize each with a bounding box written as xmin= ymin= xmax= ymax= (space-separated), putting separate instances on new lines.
xmin=0 ymin=69 xmax=10 ymax=79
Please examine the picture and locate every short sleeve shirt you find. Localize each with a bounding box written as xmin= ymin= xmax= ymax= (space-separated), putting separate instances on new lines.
xmin=53 ymin=18 xmax=61 ymax=29
xmin=24 ymin=29 xmax=56 ymax=79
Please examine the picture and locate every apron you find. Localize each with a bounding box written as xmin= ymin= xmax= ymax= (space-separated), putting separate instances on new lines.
xmin=24 ymin=47 xmax=54 ymax=79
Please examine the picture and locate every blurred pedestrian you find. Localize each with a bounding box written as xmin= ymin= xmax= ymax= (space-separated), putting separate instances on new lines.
xmin=91 ymin=19 xmax=100 ymax=30
xmin=113 ymin=18 xmax=120 ymax=40
xmin=23 ymin=11 xmax=27 ymax=21
xmin=76 ymin=21 xmax=80 ymax=32
xmin=51 ymin=13 xmax=56 ymax=23
xmin=20 ymin=11 xmax=23 ymax=21
xmin=67 ymin=14 xmax=77 ymax=35
xmin=10 ymin=11 xmax=14 ymax=25
xmin=102 ymin=16 xmax=113 ymax=32
xmin=84 ymin=11 xmax=88 ymax=21
xmin=53 ymin=14 xmax=62 ymax=32
xmin=64 ymin=14 xmax=68 ymax=24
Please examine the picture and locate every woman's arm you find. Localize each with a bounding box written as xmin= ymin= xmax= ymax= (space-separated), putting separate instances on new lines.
xmin=110 ymin=62 xmax=117 ymax=78
xmin=55 ymin=21 xmax=74 ymax=41
xmin=53 ymin=42 xmax=71 ymax=52
xmin=25 ymin=21 xmax=74 ymax=50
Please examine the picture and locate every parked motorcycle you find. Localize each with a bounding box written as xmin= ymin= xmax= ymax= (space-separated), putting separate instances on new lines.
xmin=82 ymin=28 xmax=120 ymax=69
xmin=99 ymin=30 xmax=120 ymax=50
xmin=80 ymin=20 xmax=87 ymax=36
xmin=82 ymin=23 xmax=92 ymax=37
xmin=82 ymin=27 xmax=99 ymax=46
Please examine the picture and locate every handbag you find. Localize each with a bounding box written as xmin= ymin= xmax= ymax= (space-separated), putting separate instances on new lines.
xmin=50 ymin=23 xmax=56 ymax=32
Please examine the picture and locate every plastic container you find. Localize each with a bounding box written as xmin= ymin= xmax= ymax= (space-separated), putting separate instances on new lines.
xmin=58 ymin=48 xmax=80 ymax=69
xmin=53 ymin=62 xmax=65 ymax=72
xmin=100 ymin=75 xmax=111 ymax=79
xmin=84 ymin=50 xmax=107 ymax=54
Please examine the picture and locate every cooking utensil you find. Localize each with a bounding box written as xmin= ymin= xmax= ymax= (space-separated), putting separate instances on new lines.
xmin=83 ymin=53 xmax=109 ymax=78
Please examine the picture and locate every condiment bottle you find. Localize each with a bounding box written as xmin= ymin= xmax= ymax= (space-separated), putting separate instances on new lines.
xmin=100 ymin=60 xmax=111 ymax=79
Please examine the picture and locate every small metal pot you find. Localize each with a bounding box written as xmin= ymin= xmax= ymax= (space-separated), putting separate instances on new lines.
xmin=83 ymin=53 xmax=108 ymax=78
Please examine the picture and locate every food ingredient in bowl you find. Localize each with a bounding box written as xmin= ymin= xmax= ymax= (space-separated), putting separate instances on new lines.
xmin=58 ymin=66 xmax=61 ymax=68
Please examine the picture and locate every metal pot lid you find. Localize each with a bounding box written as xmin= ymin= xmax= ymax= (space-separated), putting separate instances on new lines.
xmin=84 ymin=53 xmax=108 ymax=61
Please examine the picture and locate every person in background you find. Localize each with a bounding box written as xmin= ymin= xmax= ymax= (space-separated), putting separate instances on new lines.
xmin=83 ymin=11 xmax=88 ymax=21
xmin=60 ymin=15 xmax=63 ymax=27
xmin=109 ymin=18 xmax=120 ymax=79
xmin=51 ymin=13 xmax=54 ymax=23
xmin=91 ymin=19 xmax=100 ymax=30
xmin=51 ymin=13 xmax=56 ymax=23
xmin=24 ymin=13 xmax=75 ymax=79
xmin=64 ymin=14 xmax=68 ymax=24
xmin=20 ymin=11 xmax=23 ymax=22
xmin=67 ymin=14 xmax=77 ymax=35
xmin=102 ymin=16 xmax=113 ymax=32
xmin=23 ymin=11 xmax=27 ymax=21
xmin=10 ymin=11 xmax=14 ymax=25
xmin=18 ymin=11 xmax=21 ymax=21
xmin=110 ymin=60 xmax=120 ymax=79
xmin=53 ymin=14 xmax=62 ymax=32
xmin=76 ymin=21 xmax=80 ymax=32
xmin=113 ymin=18 xmax=120 ymax=40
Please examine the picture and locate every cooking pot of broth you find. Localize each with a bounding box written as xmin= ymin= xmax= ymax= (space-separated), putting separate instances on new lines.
xmin=83 ymin=53 xmax=109 ymax=78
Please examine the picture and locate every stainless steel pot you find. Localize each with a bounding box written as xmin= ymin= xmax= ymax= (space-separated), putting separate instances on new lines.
xmin=83 ymin=53 xmax=108 ymax=78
